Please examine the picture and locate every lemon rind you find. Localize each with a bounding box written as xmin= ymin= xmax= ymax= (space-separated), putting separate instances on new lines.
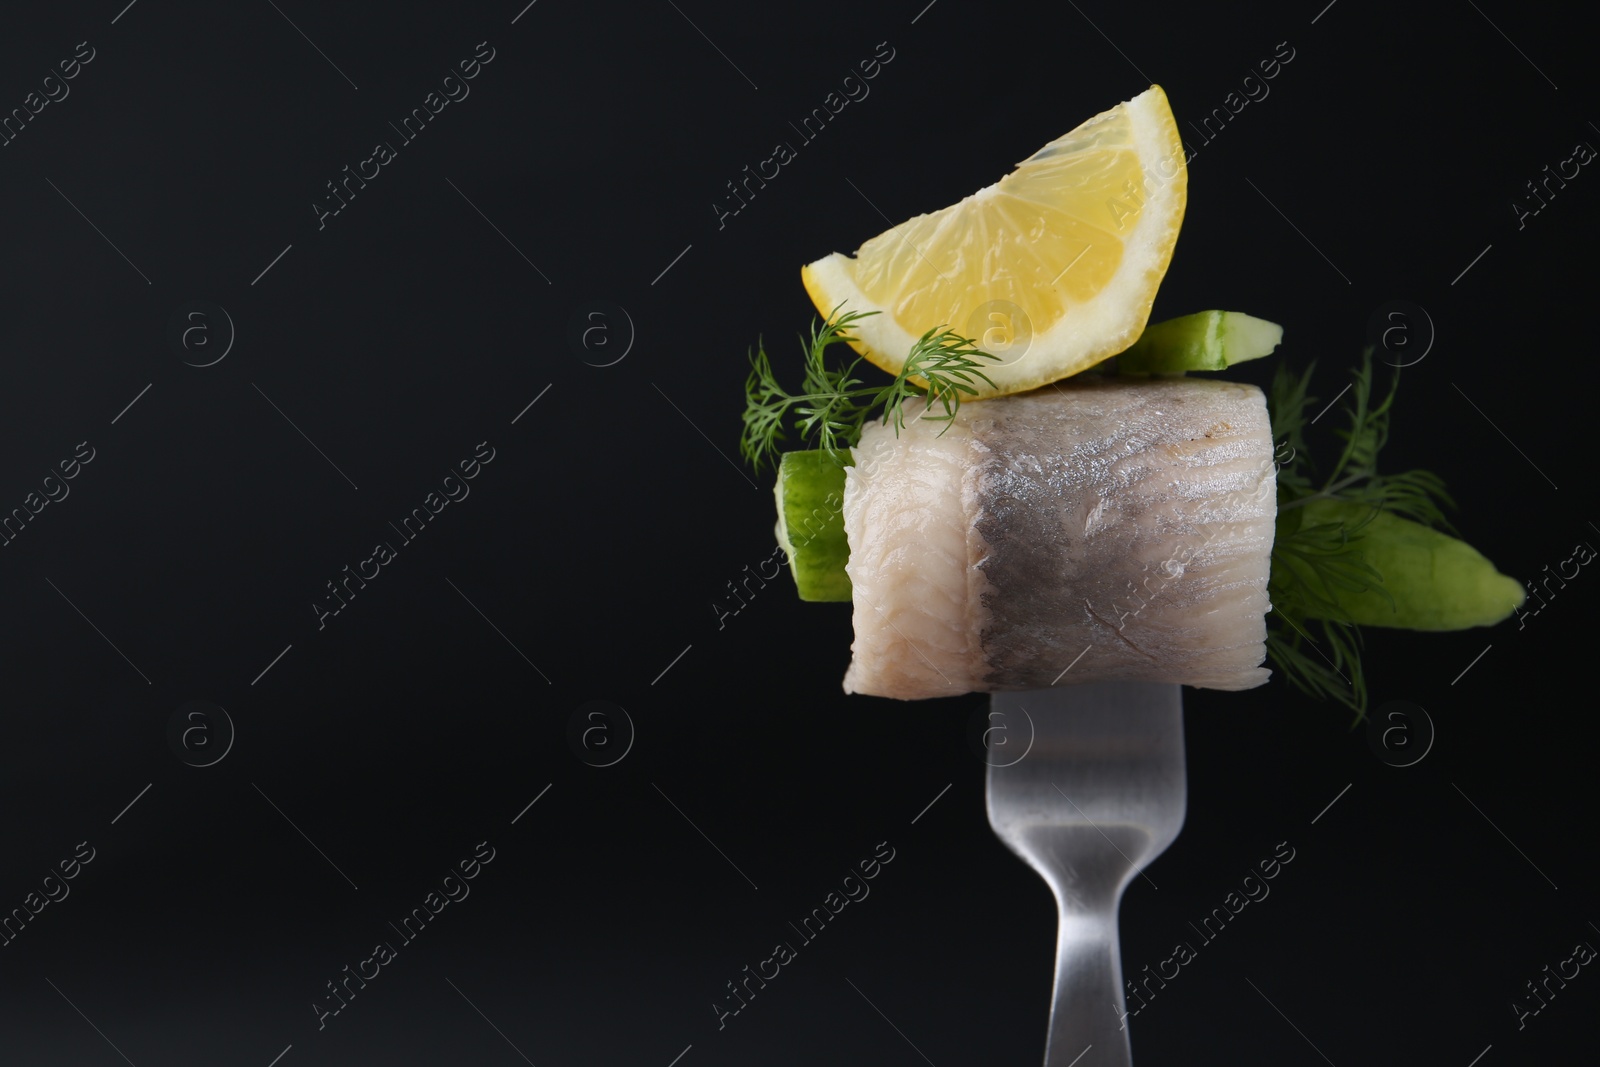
xmin=801 ymin=85 xmax=1188 ymax=398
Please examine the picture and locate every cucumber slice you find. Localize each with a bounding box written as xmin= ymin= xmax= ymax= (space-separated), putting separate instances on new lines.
xmin=1293 ymin=500 xmax=1524 ymax=630
xmin=1118 ymin=310 xmax=1284 ymax=376
xmin=775 ymin=450 xmax=851 ymax=602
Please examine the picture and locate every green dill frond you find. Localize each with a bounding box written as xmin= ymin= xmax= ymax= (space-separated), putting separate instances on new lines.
xmin=1271 ymin=513 xmax=1392 ymax=621
xmin=1268 ymin=358 xmax=1317 ymax=499
xmin=739 ymin=337 xmax=791 ymax=470
xmin=1267 ymin=345 xmax=1451 ymax=724
xmin=1322 ymin=347 xmax=1395 ymax=491
xmin=885 ymin=327 xmax=1000 ymax=433
xmin=1266 ymin=614 xmax=1368 ymax=720
xmin=738 ymin=307 xmax=997 ymax=471
xmin=739 ymin=306 xmax=876 ymax=471
xmin=1352 ymin=469 xmax=1456 ymax=532
xmin=1268 ymin=357 xmax=1316 ymax=457
xmin=795 ymin=310 xmax=876 ymax=461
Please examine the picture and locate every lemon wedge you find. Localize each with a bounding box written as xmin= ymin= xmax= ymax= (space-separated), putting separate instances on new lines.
xmin=801 ymin=85 xmax=1188 ymax=397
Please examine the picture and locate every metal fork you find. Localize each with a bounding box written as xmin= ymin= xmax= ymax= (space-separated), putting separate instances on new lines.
xmin=986 ymin=683 xmax=1186 ymax=1067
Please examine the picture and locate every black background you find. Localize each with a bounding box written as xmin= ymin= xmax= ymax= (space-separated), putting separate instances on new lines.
xmin=1 ymin=0 xmax=1595 ymax=1064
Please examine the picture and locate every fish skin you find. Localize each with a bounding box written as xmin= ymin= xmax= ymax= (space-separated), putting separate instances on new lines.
xmin=970 ymin=378 xmax=1275 ymax=691
xmin=843 ymin=378 xmax=1276 ymax=700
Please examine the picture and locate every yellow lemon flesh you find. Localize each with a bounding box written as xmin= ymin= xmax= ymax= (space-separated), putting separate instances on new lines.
xmin=801 ymin=85 xmax=1187 ymax=397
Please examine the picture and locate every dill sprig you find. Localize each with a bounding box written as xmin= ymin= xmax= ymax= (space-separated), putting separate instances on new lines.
xmin=739 ymin=306 xmax=1000 ymax=471
xmin=1266 ymin=347 xmax=1452 ymax=724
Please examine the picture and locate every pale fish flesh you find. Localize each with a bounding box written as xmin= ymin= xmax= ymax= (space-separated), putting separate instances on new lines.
xmin=841 ymin=377 xmax=1276 ymax=700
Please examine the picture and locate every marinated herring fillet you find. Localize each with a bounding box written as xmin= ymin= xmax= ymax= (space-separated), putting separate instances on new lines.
xmin=841 ymin=378 xmax=1275 ymax=699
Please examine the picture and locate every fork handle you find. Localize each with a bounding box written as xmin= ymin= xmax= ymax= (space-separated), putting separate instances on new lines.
xmin=1045 ymin=909 xmax=1133 ymax=1067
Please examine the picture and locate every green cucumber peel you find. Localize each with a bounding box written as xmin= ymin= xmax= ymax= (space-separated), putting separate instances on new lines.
xmin=774 ymin=449 xmax=851 ymax=602
xmin=1118 ymin=310 xmax=1284 ymax=376
xmin=1288 ymin=500 xmax=1524 ymax=630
